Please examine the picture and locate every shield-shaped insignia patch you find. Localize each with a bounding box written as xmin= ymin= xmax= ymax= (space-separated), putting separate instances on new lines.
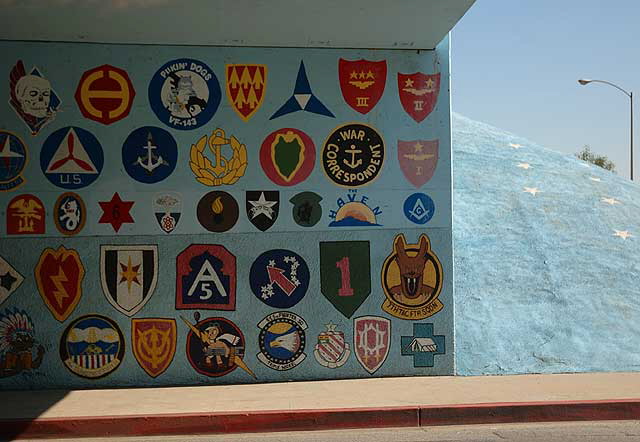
xmin=246 ymin=191 xmax=279 ymax=232
xmin=35 ymin=246 xmax=84 ymax=322
xmin=153 ymin=192 xmax=182 ymax=234
xmin=314 ymin=322 xmax=350 ymax=368
xmin=100 ymin=245 xmax=158 ymax=317
xmin=354 ymin=316 xmax=390 ymax=374
xmin=397 ymin=72 xmax=440 ymax=123
xmin=132 ymin=318 xmax=177 ymax=378
xmin=226 ymin=64 xmax=267 ymax=121
xmin=398 ymin=139 xmax=438 ymax=188
xmin=319 ymin=241 xmax=371 ymax=318
xmin=338 ymin=59 xmax=386 ymax=114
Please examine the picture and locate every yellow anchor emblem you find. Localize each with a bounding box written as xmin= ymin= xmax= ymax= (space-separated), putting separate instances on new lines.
xmin=190 ymin=128 xmax=248 ymax=186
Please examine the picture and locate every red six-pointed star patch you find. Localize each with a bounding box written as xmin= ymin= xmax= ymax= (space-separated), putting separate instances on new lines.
xmin=98 ymin=192 xmax=135 ymax=232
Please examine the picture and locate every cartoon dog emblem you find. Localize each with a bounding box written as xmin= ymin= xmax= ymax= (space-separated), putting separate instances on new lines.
xmin=381 ymin=234 xmax=443 ymax=320
xmin=0 ymin=309 xmax=45 ymax=378
xmin=313 ymin=322 xmax=350 ymax=368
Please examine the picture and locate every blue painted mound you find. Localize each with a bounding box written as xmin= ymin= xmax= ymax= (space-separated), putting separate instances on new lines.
xmin=452 ymin=113 xmax=640 ymax=375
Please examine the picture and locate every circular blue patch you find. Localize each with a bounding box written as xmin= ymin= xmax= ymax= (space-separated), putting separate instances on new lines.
xmin=122 ymin=126 xmax=177 ymax=184
xmin=250 ymin=249 xmax=310 ymax=308
xmin=148 ymin=58 xmax=221 ymax=130
xmin=40 ymin=127 xmax=103 ymax=189
xmin=0 ymin=131 xmax=27 ymax=191
xmin=403 ymin=193 xmax=435 ymax=225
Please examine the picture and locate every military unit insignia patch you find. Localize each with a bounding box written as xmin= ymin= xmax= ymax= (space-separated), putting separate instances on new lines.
xmin=60 ymin=314 xmax=125 ymax=379
xmin=226 ymin=64 xmax=267 ymax=121
xmin=289 ymin=191 xmax=322 ymax=227
xmin=401 ymin=323 xmax=445 ymax=368
xmin=257 ymin=311 xmax=307 ymax=371
xmin=319 ymin=241 xmax=371 ymax=319
xmin=35 ymin=246 xmax=84 ymax=322
xmin=313 ymin=322 xmax=350 ymax=368
xmin=381 ymin=234 xmax=443 ymax=320
xmin=338 ymin=58 xmax=386 ymax=115
xmin=100 ymin=245 xmax=158 ymax=317
xmin=98 ymin=192 xmax=135 ymax=233
xmin=132 ymin=318 xmax=177 ymax=378
xmin=260 ymin=128 xmax=315 ymax=187
xmin=403 ymin=193 xmax=435 ymax=225
xmin=182 ymin=315 xmax=255 ymax=378
xmin=190 ymin=128 xmax=247 ymax=186
xmin=75 ymin=64 xmax=135 ymax=125
xmin=398 ymin=72 xmax=440 ymax=123
xmin=41 ymin=127 xmax=103 ymax=190
xmin=153 ymin=192 xmax=182 ymax=234
xmin=0 ymin=131 xmax=27 ymax=192
xmin=122 ymin=126 xmax=177 ymax=184
xmin=328 ymin=190 xmax=382 ymax=227
xmin=176 ymin=245 xmax=236 ymax=311
xmin=7 ymin=194 xmax=45 ymax=235
xmin=196 ymin=191 xmax=239 ymax=233
xmin=149 ymin=58 xmax=221 ymax=130
xmin=0 ymin=256 xmax=24 ymax=306
xmin=322 ymin=123 xmax=385 ymax=187
xmin=0 ymin=309 xmax=45 ymax=377
xmin=270 ymin=60 xmax=334 ymax=120
xmin=398 ymin=139 xmax=438 ymax=188
xmin=354 ymin=316 xmax=390 ymax=374
xmin=250 ymin=249 xmax=310 ymax=309
xmin=246 ymin=191 xmax=279 ymax=232
xmin=9 ymin=60 xmax=61 ymax=135
xmin=54 ymin=192 xmax=86 ymax=236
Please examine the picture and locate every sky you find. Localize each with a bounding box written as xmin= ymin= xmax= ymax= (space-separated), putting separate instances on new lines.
xmin=451 ymin=0 xmax=639 ymax=179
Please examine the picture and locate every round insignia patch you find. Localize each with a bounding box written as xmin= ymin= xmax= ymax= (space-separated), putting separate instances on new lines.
xmin=289 ymin=191 xmax=322 ymax=227
xmin=184 ymin=316 xmax=250 ymax=378
xmin=249 ymin=249 xmax=310 ymax=308
xmin=260 ymin=128 xmax=315 ymax=186
xmin=54 ymin=192 xmax=86 ymax=235
xmin=40 ymin=127 xmax=104 ymax=189
xmin=122 ymin=126 xmax=177 ymax=184
xmin=59 ymin=314 xmax=125 ymax=379
xmin=322 ymin=123 xmax=384 ymax=187
xmin=257 ymin=311 xmax=307 ymax=371
xmin=0 ymin=131 xmax=27 ymax=192
xmin=149 ymin=58 xmax=221 ymax=130
xmin=196 ymin=191 xmax=239 ymax=232
xmin=403 ymin=193 xmax=435 ymax=225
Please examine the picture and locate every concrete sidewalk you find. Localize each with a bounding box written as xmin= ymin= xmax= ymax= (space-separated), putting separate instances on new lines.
xmin=2 ymin=372 xmax=640 ymax=439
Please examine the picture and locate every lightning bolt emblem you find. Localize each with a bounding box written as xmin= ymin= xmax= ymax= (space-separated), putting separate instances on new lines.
xmin=51 ymin=266 xmax=69 ymax=307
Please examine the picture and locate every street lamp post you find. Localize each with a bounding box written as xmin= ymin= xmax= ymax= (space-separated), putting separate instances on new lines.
xmin=578 ymin=79 xmax=633 ymax=181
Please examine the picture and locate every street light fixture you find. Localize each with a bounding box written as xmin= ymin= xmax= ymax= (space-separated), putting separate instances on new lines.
xmin=578 ymin=78 xmax=634 ymax=181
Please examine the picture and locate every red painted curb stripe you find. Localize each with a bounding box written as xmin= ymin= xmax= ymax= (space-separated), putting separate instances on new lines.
xmin=2 ymin=399 xmax=640 ymax=440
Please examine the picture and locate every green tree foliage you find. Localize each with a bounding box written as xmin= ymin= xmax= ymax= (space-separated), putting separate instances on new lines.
xmin=576 ymin=145 xmax=616 ymax=172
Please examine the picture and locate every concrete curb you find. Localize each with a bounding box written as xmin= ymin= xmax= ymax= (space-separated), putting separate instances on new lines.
xmin=3 ymin=399 xmax=640 ymax=440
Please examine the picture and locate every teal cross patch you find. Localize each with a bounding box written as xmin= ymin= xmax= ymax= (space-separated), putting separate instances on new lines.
xmin=401 ymin=323 xmax=445 ymax=367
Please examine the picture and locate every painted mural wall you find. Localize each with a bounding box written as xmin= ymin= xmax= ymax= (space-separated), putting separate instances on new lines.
xmin=0 ymin=39 xmax=453 ymax=389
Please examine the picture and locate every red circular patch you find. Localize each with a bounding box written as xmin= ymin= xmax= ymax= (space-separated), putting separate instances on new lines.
xmin=260 ymin=128 xmax=315 ymax=186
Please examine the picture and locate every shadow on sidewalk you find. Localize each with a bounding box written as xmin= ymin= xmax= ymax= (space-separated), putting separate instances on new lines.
xmin=0 ymin=389 xmax=70 ymax=440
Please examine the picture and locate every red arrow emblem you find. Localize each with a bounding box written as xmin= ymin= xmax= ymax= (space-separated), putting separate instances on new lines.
xmin=267 ymin=265 xmax=297 ymax=296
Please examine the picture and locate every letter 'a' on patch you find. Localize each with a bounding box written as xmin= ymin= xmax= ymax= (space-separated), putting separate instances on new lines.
xmin=381 ymin=233 xmax=443 ymax=320
xmin=75 ymin=64 xmax=135 ymax=125
xmin=226 ymin=64 xmax=267 ymax=121
xmin=249 ymin=249 xmax=310 ymax=309
xmin=398 ymin=139 xmax=438 ymax=188
xmin=149 ymin=58 xmax=221 ymax=130
xmin=35 ymin=246 xmax=84 ymax=322
xmin=60 ymin=314 xmax=125 ymax=379
xmin=6 ymin=194 xmax=45 ymax=235
xmin=0 ymin=256 xmax=25 ymax=306
xmin=257 ymin=311 xmax=307 ymax=371
xmin=131 ymin=318 xmax=177 ymax=378
xmin=353 ymin=315 xmax=390 ymax=374
xmin=122 ymin=126 xmax=177 ymax=184
xmin=397 ymin=72 xmax=440 ymax=123
xmin=322 ymin=123 xmax=385 ymax=188
xmin=401 ymin=323 xmax=445 ymax=368
xmin=260 ymin=128 xmax=315 ymax=187
xmin=0 ymin=131 xmax=27 ymax=192
xmin=176 ymin=244 xmax=236 ymax=311
xmin=319 ymin=241 xmax=371 ymax=319
xmin=338 ymin=58 xmax=387 ymax=115
xmin=40 ymin=126 xmax=104 ymax=190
